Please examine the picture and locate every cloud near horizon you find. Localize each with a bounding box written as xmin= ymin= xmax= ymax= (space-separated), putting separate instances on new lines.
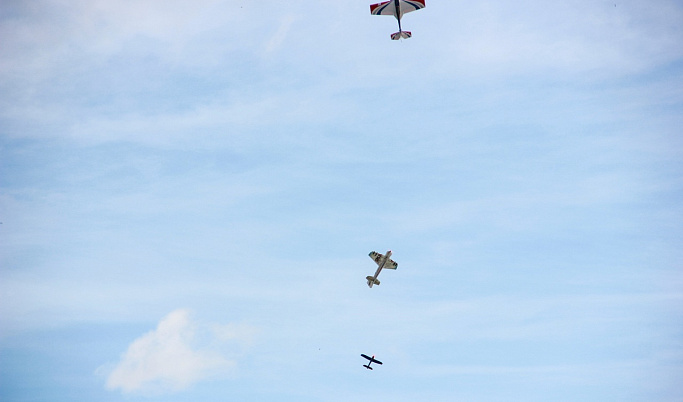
xmin=103 ymin=309 xmax=252 ymax=395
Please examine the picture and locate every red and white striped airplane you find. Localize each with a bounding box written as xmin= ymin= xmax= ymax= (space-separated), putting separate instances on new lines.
xmin=370 ymin=0 xmax=425 ymax=40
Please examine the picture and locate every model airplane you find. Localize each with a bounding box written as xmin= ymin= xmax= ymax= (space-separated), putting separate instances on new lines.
xmin=370 ymin=0 xmax=425 ymax=40
xmin=366 ymin=250 xmax=398 ymax=288
xmin=361 ymin=354 xmax=383 ymax=370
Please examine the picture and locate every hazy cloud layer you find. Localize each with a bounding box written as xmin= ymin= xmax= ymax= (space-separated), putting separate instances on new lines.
xmin=1 ymin=1 xmax=681 ymax=400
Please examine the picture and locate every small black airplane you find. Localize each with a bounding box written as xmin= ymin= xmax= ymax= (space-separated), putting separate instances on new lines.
xmin=361 ymin=354 xmax=383 ymax=370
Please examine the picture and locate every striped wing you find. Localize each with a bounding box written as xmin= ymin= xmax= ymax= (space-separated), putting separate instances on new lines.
xmin=400 ymin=0 xmax=425 ymax=14
xmin=370 ymin=0 xmax=425 ymax=17
xmin=370 ymin=1 xmax=394 ymax=16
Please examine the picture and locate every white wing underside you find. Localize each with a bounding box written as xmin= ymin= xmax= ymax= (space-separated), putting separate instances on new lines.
xmin=370 ymin=0 xmax=425 ymax=18
xmin=369 ymin=251 xmax=398 ymax=269
xmin=384 ymin=259 xmax=398 ymax=269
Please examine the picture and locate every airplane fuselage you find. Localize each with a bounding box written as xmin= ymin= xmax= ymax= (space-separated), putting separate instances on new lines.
xmin=372 ymin=250 xmax=392 ymax=280
xmin=393 ymin=0 xmax=403 ymax=31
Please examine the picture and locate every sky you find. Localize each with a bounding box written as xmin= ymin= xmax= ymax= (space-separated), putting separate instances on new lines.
xmin=1 ymin=0 xmax=682 ymax=401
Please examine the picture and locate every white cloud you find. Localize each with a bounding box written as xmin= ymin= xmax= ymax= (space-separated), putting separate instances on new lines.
xmin=103 ymin=309 xmax=252 ymax=395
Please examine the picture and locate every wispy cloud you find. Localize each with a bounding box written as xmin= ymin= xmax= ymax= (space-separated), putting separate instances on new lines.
xmin=265 ymin=14 xmax=297 ymax=54
xmin=418 ymin=1 xmax=683 ymax=78
xmin=102 ymin=309 xmax=254 ymax=395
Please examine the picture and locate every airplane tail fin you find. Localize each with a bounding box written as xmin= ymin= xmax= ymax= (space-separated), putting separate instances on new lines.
xmin=391 ymin=31 xmax=412 ymax=40
xmin=366 ymin=276 xmax=380 ymax=288
xmin=363 ymin=365 xmax=373 ymax=370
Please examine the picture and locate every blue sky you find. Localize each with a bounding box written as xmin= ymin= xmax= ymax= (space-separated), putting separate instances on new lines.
xmin=1 ymin=0 xmax=682 ymax=401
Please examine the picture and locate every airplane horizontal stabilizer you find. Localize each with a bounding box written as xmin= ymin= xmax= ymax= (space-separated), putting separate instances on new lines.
xmin=391 ymin=31 xmax=412 ymax=40
xmin=366 ymin=276 xmax=380 ymax=284
xmin=366 ymin=276 xmax=380 ymax=288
